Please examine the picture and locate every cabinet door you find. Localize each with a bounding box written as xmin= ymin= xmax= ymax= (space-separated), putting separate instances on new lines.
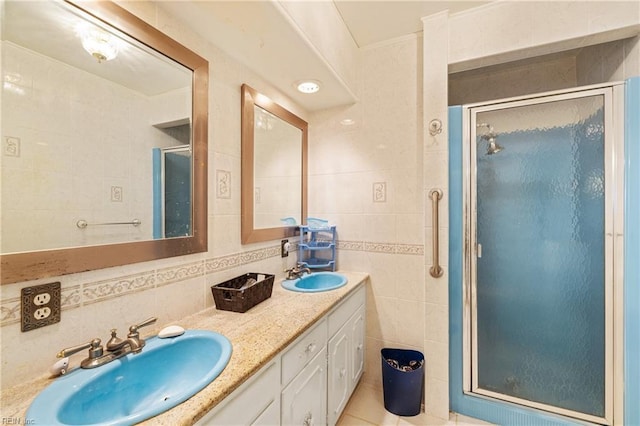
xmin=349 ymin=306 xmax=365 ymax=391
xmin=253 ymin=400 xmax=279 ymax=425
xmin=281 ymin=347 xmax=327 ymax=426
xmin=328 ymin=324 xmax=350 ymax=426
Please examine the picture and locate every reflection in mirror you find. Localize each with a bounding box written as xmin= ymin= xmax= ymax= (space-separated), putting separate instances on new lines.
xmin=253 ymin=105 xmax=302 ymax=229
xmin=241 ymin=85 xmax=307 ymax=244
xmin=0 ymin=1 xmax=208 ymax=284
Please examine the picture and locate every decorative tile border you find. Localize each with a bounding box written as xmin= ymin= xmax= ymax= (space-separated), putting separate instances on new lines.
xmin=337 ymin=240 xmax=365 ymax=251
xmin=83 ymin=272 xmax=156 ymax=305
xmin=156 ymin=261 xmax=205 ymax=287
xmin=206 ymin=253 xmax=242 ymax=273
xmin=364 ymin=241 xmax=396 ymax=253
xmin=1 ymin=297 xmax=21 ymax=326
xmin=61 ymin=285 xmax=82 ymax=310
xmin=1 ymin=239 xmax=425 ymax=327
xmin=338 ymin=240 xmax=423 ymax=255
xmin=396 ymin=244 xmax=425 ymax=255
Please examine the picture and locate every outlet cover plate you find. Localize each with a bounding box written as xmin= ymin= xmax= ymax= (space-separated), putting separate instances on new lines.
xmin=21 ymin=282 xmax=61 ymax=332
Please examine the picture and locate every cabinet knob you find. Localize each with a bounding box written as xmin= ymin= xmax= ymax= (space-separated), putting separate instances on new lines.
xmin=303 ymin=411 xmax=313 ymax=426
xmin=339 ymin=368 xmax=346 ymax=379
xmin=357 ymin=343 xmax=363 ymax=351
xmin=305 ymin=342 xmax=316 ymax=354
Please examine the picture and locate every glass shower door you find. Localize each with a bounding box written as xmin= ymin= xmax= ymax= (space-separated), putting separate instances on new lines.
xmin=469 ymin=89 xmax=613 ymax=424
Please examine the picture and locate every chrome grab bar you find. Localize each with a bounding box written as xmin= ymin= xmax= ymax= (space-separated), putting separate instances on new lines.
xmin=76 ymin=219 xmax=141 ymax=229
xmin=429 ymin=189 xmax=444 ymax=278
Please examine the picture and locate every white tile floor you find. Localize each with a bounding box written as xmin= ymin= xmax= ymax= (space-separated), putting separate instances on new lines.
xmin=337 ymin=382 xmax=494 ymax=426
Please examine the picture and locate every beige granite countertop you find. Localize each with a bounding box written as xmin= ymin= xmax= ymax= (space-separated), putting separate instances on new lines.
xmin=0 ymin=271 xmax=369 ymax=425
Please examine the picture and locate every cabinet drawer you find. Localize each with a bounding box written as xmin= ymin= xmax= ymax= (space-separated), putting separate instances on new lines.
xmin=197 ymin=359 xmax=280 ymax=425
xmin=328 ymin=285 xmax=365 ymax=336
xmin=281 ymin=319 xmax=327 ymax=386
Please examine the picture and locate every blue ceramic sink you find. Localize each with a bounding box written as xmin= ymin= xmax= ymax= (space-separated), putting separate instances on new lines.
xmin=27 ymin=330 xmax=232 ymax=425
xmin=282 ymin=272 xmax=348 ymax=293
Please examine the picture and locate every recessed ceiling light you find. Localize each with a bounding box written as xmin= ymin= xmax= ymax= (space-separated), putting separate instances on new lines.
xmin=340 ymin=118 xmax=355 ymax=126
xmin=296 ymin=80 xmax=321 ymax=94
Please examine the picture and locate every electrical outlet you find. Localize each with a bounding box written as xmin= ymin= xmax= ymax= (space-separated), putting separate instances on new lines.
xmin=34 ymin=307 xmax=51 ymax=319
xmin=21 ymin=282 xmax=61 ymax=332
xmin=34 ymin=292 xmax=51 ymax=306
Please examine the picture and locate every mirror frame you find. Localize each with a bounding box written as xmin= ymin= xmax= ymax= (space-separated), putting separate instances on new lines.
xmin=241 ymin=84 xmax=307 ymax=244
xmin=0 ymin=1 xmax=208 ymax=284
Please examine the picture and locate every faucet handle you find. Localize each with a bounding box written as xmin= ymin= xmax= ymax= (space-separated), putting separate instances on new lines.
xmin=57 ymin=338 xmax=103 ymax=359
xmin=128 ymin=317 xmax=157 ymax=337
xmin=107 ymin=328 xmax=122 ymax=347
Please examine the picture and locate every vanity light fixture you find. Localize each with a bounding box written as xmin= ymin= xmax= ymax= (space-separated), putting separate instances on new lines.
xmin=296 ymin=80 xmax=321 ymax=94
xmin=76 ymin=24 xmax=119 ymax=63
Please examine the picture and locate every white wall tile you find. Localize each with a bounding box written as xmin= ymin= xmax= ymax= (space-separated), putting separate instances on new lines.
xmin=424 ymin=302 xmax=448 ymax=344
xmin=425 ymin=378 xmax=450 ymax=420
xmin=395 ymin=298 xmax=425 ymax=348
xmin=424 ymin=339 xmax=449 ymax=382
xmin=422 ymin=11 xmax=450 ymax=420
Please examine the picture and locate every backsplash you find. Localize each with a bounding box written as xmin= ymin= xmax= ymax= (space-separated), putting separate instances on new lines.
xmin=1 ymin=240 xmax=421 ymax=328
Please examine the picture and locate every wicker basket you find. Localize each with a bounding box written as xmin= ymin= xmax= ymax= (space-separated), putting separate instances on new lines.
xmin=211 ymin=273 xmax=275 ymax=313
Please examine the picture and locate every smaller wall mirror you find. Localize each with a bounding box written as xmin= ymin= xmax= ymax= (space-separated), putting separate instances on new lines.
xmin=241 ymin=85 xmax=307 ymax=244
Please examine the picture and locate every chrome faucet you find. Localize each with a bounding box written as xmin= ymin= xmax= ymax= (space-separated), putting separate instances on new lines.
xmin=284 ymin=263 xmax=311 ymax=280
xmin=106 ymin=317 xmax=157 ymax=354
xmin=56 ymin=317 xmax=157 ymax=369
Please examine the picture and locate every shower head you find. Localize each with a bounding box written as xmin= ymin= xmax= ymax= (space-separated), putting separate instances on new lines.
xmin=477 ymin=122 xmax=504 ymax=155
xmin=486 ymin=138 xmax=504 ymax=155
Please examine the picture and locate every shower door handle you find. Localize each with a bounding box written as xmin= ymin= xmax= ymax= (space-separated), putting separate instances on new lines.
xmin=429 ymin=189 xmax=444 ymax=278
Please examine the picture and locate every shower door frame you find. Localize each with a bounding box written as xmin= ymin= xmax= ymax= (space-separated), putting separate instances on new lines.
xmin=159 ymin=145 xmax=192 ymax=238
xmin=461 ymin=83 xmax=625 ymax=425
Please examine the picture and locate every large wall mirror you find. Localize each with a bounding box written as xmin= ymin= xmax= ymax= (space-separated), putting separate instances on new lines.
xmin=241 ymin=85 xmax=307 ymax=244
xmin=0 ymin=0 xmax=208 ymax=284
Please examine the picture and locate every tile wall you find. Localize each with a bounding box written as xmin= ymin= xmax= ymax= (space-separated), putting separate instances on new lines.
xmin=308 ymin=31 xmax=430 ymax=408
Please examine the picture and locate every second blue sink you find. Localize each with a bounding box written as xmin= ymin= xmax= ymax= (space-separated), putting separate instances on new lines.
xmin=282 ymin=272 xmax=348 ymax=292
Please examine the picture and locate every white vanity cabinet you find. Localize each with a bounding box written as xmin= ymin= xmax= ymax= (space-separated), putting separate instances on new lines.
xmin=197 ymin=284 xmax=365 ymax=426
xmin=327 ymin=290 xmax=366 ymax=426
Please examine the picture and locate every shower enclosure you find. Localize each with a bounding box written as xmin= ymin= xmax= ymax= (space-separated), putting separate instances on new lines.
xmin=459 ymin=84 xmax=624 ymax=425
xmin=152 ymin=145 xmax=192 ymax=239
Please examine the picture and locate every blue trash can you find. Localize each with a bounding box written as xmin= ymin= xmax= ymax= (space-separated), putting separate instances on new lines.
xmin=381 ymin=348 xmax=424 ymax=416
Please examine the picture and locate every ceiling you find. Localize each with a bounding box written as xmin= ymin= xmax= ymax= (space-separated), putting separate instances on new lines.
xmin=6 ymin=1 xmax=493 ymax=112
xmin=158 ymin=1 xmax=492 ymax=112
xmin=3 ymin=1 xmax=191 ymax=96
xmin=333 ymin=1 xmax=491 ymax=48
